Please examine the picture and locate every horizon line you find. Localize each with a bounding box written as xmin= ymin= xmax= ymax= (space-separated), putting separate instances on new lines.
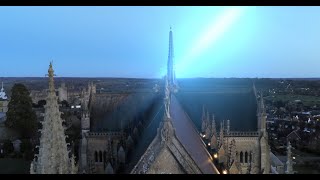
xmin=1 ymin=76 xmax=320 ymax=79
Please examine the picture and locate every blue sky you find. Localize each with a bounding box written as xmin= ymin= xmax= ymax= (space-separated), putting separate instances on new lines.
xmin=1 ymin=6 xmax=320 ymax=78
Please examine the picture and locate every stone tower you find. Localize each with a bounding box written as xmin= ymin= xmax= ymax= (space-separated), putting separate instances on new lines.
xmin=30 ymin=62 xmax=77 ymax=174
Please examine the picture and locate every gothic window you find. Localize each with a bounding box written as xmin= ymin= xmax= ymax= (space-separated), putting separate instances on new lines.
xmin=103 ymin=151 xmax=107 ymax=162
xmin=99 ymin=151 xmax=102 ymax=162
xmin=249 ymin=151 xmax=252 ymax=163
xmin=245 ymin=151 xmax=248 ymax=163
xmin=240 ymin=151 xmax=243 ymax=163
xmin=94 ymin=151 xmax=98 ymax=162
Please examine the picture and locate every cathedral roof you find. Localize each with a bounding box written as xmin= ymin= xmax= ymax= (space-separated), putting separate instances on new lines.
xmin=270 ymin=152 xmax=283 ymax=167
xmin=132 ymin=95 xmax=219 ymax=174
xmin=170 ymin=95 xmax=219 ymax=174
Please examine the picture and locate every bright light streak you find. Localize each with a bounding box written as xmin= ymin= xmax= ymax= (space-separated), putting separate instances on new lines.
xmin=222 ymin=170 xmax=228 ymax=174
xmin=175 ymin=7 xmax=246 ymax=77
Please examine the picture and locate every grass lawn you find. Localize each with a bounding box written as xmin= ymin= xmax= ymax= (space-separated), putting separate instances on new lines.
xmin=265 ymin=94 xmax=320 ymax=107
xmin=0 ymin=158 xmax=30 ymax=174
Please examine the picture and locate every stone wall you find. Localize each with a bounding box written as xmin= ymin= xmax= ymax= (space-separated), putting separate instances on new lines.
xmin=224 ymin=136 xmax=260 ymax=173
xmin=86 ymin=132 xmax=126 ymax=174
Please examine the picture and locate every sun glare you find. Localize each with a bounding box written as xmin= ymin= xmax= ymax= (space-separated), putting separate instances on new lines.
xmin=172 ymin=7 xmax=246 ymax=78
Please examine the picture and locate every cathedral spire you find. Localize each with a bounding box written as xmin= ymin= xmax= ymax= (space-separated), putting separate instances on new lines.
xmin=167 ymin=27 xmax=175 ymax=87
xmin=48 ymin=61 xmax=55 ymax=94
xmin=31 ymin=62 xmax=77 ymax=174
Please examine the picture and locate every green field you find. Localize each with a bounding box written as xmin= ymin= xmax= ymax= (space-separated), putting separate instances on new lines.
xmin=265 ymin=94 xmax=320 ymax=107
xmin=0 ymin=158 xmax=30 ymax=174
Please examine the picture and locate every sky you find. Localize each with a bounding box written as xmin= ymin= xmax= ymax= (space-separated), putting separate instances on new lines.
xmin=1 ymin=6 xmax=320 ymax=78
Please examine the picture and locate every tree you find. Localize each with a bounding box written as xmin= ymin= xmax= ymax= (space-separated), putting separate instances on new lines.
xmin=20 ymin=139 xmax=34 ymax=160
xmin=5 ymin=83 xmax=38 ymax=139
xmin=61 ymin=100 xmax=69 ymax=107
xmin=3 ymin=140 xmax=14 ymax=155
xmin=37 ymin=100 xmax=47 ymax=108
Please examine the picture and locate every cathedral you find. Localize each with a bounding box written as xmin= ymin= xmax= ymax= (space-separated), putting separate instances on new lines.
xmin=33 ymin=28 xmax=294 ymax=174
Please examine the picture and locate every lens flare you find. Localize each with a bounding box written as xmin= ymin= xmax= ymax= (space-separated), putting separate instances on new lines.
xmin=163 ymin=7 xmax=245 ymax=78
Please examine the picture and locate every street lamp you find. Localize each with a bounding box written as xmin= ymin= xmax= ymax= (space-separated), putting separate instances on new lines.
xmin=213 ymin=153 xmax=218 ymax=159
xmin=208 ymin=143 xmax=211 ymax=146
xmin=222 ymin=170 xmax=228 ymax=174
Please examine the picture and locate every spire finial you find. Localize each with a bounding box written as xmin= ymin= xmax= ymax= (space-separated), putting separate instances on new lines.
xmin=170 ymin=26 xmax=172 ymax=31
xmin=48 ymin=61 xmax=55 ymax=93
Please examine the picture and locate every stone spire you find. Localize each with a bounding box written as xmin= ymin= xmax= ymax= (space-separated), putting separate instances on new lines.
xmin=210 ymin=114 xmax=218 ymax=150
xmin=167 ymin=27 xmax=174 ymax=87
xmin=204 ymin=110 xmax=211 ymax=140
xmin=219 ymin=121 xmax=225 ymax=149
xmin=30 ymin=62 xmax=77 ymax=174
xmin=285 ymin=141 xmax=293 ymax=174
xmin=226 ymin=120 xmax=230 ymax=135
xmin=211 ymin=114 xmax=217 ymax=138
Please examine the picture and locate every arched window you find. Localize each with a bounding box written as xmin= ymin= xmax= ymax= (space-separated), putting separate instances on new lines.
xmin=240 ymin=151 xmax=243 ymax=163
xmin=103 ymin=151 xmax=107 ymax=162
xmin=94 ymin=151 xmax=98 ymax=162
xmin=245 ymin=151 xmax=248 ymax=163
xmin=249 ymin=151 xmax=252 ymax=163
xmin=99 ymin=151 xmax=102 ymax=162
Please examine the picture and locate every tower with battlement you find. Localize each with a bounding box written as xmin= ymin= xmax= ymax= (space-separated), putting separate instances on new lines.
xmin=200 ymin=92 xmax=271 ymax=174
